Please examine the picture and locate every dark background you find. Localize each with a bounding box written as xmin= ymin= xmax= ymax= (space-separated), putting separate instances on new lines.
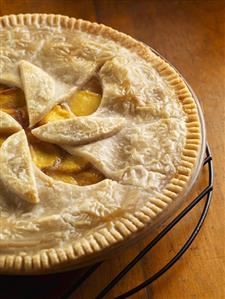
xmin=0 ymin=1 xmax=224 ymax=298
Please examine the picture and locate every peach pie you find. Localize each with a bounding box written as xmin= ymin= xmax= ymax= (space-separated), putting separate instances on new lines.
xmin=0 ymin=14 xmax=202 ymax=274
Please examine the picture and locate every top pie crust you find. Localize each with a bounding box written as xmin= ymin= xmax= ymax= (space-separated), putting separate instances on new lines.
xmin=0 ymin=110 xmax=22 ymax=133
xmin=0 ymin=14 xmax=202 ymax=274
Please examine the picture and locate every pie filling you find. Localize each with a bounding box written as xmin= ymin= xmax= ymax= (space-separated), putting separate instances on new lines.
xmin=0 ymin=84 xmax=104 ymax=186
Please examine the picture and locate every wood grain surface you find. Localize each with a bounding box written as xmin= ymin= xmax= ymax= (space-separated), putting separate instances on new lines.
xmin=0 ymin=1 xmax=224 ymax=298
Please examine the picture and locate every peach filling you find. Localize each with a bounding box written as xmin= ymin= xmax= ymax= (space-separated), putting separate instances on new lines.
xmin=0 ymin=85 xmax=104 ymax=185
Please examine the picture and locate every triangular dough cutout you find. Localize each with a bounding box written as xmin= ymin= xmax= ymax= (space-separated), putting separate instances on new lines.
xmin=0 ymin=71 xmax=22 ymax=88
xmin=0 ymin=130 xmax=39 ymax=203
xmin=0 ymin=54 xmax=22 ymax=88
xmin=32 ymin=117 xmax=125 ymax=146
xmin=19 ymin=60 xmax=57 ymax=127
xmin=0 ymin=111 xmax=22 ymax=133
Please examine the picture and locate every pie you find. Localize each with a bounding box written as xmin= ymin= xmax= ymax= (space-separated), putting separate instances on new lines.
xmin=0 ymin=14 xmax=203 ymax=274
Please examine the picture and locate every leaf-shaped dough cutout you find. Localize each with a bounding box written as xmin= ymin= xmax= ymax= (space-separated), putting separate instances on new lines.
xmin=0 ymin=130 xmax=39 ymax=203
xmin=0 ymin=110 xmax=22 ymax=133
xmin=32 ymin=117 xmax=125 ymax=146
xmin=19 ymin=60 xmax=57 ymax=127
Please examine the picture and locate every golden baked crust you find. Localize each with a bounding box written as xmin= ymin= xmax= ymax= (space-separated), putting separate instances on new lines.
xmin=0 ymin=14 xmax=202 ymax=274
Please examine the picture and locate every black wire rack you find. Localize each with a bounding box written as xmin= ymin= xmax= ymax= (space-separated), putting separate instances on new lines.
xmin=60 ymin=144 xmax=213 ymax=299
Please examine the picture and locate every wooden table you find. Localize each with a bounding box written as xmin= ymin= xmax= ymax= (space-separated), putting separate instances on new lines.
xmin=0 ymin=1 xmax=224 ymax=298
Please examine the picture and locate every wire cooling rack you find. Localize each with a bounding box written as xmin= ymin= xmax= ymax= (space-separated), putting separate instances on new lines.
xmin=60 ymin=144 xmax=213 ymax=299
